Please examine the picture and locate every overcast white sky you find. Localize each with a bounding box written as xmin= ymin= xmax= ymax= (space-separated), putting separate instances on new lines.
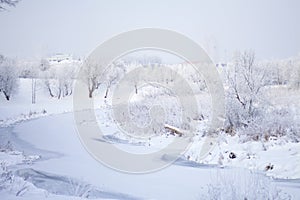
xmin=0 ymin=0 xmax=299 ymax=62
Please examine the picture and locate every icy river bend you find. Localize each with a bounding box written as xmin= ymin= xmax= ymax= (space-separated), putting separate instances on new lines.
xmin=1 ymin=112 xmax=300 ymax=199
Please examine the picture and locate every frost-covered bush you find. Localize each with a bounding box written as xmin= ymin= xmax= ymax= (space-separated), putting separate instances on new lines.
xmin=0 ymin=162 xmax=14 ymax=191
xmin=241 ymin=107 xmax=300 ymax=142
xmin=67 ymin=177 xmax=93 ymax=198
xmin=128 ymin=85 xmax=182 ymax=133
xmin=200 ymin=168 xmax=291 ymax=200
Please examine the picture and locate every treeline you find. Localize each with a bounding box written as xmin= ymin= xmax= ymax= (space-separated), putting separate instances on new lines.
xmin=1 ymin=52 xmax=300 ymax=141
xmin=0 ymin=55 xmax=79 ymax=101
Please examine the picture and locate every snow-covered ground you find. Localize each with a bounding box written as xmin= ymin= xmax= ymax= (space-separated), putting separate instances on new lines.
xmin=0 ymin=79 xmax=74 ymax=127
xmin=1 ymin=78 xmax=300 ymax=199
xmin=186 ymin=133 xmax=300 ymax=179
xmin=0 ymin=113 xmax=299 ymax=199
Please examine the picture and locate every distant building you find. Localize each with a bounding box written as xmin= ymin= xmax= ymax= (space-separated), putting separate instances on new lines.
xmin=47 ymin=53 xmax=73 ymax=63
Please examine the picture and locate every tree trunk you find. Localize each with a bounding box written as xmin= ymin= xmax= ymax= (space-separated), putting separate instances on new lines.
xmin=3 ymin=91 xmax=10 ymax=101
xmin=88 ymin=89 xmax=93 ymax=98
xmin=32 ymin=78 xmax=36 ymax=104
xmin=104 ymin=87 xmax=109 ymax=99
xmin=134 ymin=84 xmax=138 ymax=94
xmin=58 ymin=88 xmax=62 ymax=99
xmin=48 ymin=87 xmax=54 ymax=97
xmin=45 ymin=81 xmax=54 ymax=97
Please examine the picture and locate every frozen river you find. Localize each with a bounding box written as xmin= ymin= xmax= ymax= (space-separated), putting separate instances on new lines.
xmin=1 ymin=112 xmax=300 ymax=199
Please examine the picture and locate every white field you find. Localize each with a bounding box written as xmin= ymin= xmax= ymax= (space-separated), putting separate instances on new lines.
xmin=0 ymin=78 xmax=300 ymax=199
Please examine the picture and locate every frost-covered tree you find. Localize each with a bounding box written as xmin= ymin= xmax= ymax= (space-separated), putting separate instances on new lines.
xmin=124 ymin=58 xmax=164 ymax=95
xmin=137 ymin=55 xmax=162 ymax=67
xmin=189 ymin=70 xmax=207 ymax=92
xmin=104 ymin=62 xmax=126 ymax=99
xmin=265 ymin=61 xmax=285 ymax=85
xmin=39 ymin=58 xmax=50 ymax=72
xmin=42 ymin=61 xmax=76 ymax=99
xmin=0 ymin=0 xmax=20 ymax=11
xmin=43 ymin=67 xmax=56 ymax=98
xmin=225 ymin=51 xmax=266 ymax=131
xmin=19 ymin=61 xmax=37 ymax=78
xmin=290 ymin=55 xmax=300 ymax=90
xmin=81 ymin=60 xmax=103 ymax=98
xmin=56 ymin=64 xmax=75 ymax=98
xmin=262 ymin=59 xmax=294 ymax=86
xmin=224 ymin=51 xmax=300 ymax=141
xmin=0 ymin=56 xmax=19 ymax=100
xmin=14 ymin=59 xmax=40 ymax=103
